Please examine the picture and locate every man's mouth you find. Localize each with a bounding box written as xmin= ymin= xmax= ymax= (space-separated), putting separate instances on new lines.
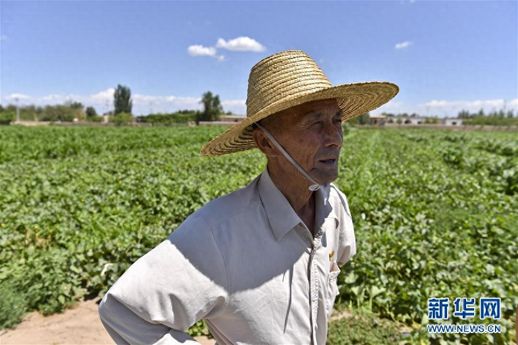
xmin=318 ymin=158 xmax=337 ymax=165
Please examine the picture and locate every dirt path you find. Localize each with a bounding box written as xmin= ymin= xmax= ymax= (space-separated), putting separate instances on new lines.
xmin=0 ymin=300 xmax=357 ymax=345
xmin=0 ymin=300 xmax=214 ymax=345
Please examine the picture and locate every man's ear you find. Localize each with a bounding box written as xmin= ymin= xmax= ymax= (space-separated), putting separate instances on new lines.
xmin=252 ymin=127 xmax=278 ymax=157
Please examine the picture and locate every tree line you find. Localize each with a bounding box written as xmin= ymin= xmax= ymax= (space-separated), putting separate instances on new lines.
xmin=0 ymin=85 xmax=229 ymax=125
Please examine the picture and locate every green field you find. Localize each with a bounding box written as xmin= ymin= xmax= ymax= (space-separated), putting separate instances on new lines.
xmin=0 ymin=125 xmax=516 ymax=344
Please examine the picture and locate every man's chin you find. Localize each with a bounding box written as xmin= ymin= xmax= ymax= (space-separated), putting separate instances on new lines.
xmin=312 ymin=170 xmax=339 ymax=185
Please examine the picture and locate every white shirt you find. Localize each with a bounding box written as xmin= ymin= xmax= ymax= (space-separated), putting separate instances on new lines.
xmin=99 ymin=169 xmax=356 ymax=345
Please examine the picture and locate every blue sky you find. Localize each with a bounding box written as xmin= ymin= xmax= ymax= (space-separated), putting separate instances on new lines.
xmin=1 ymin=0 xmax=517 ymax=116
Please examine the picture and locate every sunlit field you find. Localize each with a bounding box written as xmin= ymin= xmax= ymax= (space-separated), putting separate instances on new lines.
xmin=1 ymin=125 xmax=516 ymax=344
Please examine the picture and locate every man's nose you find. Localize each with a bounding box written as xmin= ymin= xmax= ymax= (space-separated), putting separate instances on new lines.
xmin=322 ymin=122 xmax=343 ymax=148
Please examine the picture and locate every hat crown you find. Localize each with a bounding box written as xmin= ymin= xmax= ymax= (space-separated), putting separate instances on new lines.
xmin=246 ymin=50 xmax=332 ymax=117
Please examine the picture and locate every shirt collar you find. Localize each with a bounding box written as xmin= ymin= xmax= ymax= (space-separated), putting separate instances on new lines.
xmin=257 ymin=169 xmax=338 ymax=241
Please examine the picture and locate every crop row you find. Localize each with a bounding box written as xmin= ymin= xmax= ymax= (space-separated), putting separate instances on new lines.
xmin=0 ymin=126 xmax=516 ymax=344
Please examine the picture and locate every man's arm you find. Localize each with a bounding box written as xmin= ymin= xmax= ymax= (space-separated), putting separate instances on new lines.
xmin=98 ymin=215 xmax=228 ymax=344
xmin=99 ymin=294 xmax=200 ymax=345
xmin=330 ymin=186 xmax=357 ymax=266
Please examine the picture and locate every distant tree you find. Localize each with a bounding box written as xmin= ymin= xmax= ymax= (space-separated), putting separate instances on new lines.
xmin=199 ymin=91 xmax=223 ymax=121
xmin=114 ymin=84 xmax=133 ymax=114
xmin=63 ymin=101 xmax=84 ymax=120
xmin=359 ymin=112 xmax=370 ymax=125
xmin=349 ymin=112 xmax=369 ymax=125
xmin=67 ymin=101 xmax=84 ymax=110
xmin=458 ymin=110 xmax=470 ymax=118
xmin=41 ymin=104 xmax=75 ymax=122
xmin=85 ymin=106 xmax=98 ymax=118
xmin=110 ymin=112 xmax=134 ymax=126
xmin=424 ymin=117 xmax=439 ymax=124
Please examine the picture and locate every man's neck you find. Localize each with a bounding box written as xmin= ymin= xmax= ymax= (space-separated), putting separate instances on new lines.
xmin=267 ymin=165 xmax=316 ymax=235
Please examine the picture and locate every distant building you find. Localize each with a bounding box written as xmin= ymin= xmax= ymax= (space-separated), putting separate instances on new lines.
xmin=198 ymin=114 xmax=245 ymax=126
xmin=402 ymin=117 xmax=427 ymax=125
xmin=442 ymin=118 xmax=463 ymax=126
xmin=219 ymin=115 xmax=245 ymax=123
xmin=369 ymin=115 xmax=386 ymax=126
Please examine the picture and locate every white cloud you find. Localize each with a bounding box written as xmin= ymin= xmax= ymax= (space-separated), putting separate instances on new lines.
xmin=90 ymin=88 xmax=115 ymax=102
xmin=187 ymin=44 xmax=224 ymax=61
xmin=7 ymin=93 xmax=31 ymax=101
xmin=216 ymin=36 xmax=266 ymax=52
xmin=370 ymin=98 xmax=518 ymax=117
xmin=371 ymin=99 xmax=406 ymax=115
xmin=133 ymin=94 xmax=159 ymax=103
xmin=187 ymin=37 xmax=265 ymax=61
xmin=40 ymin=94 xmax=82 ymax=103
xmin=187 ymin=45 xmax=217 ymax=57
xmin=395 ymin=41 xmax=412 ymax=49
xmin=422 ymin=98 xmax=517 ymax=115
xmin=222 ymin=99 xmax=246 ymax=115
xmin=6 ymin=90 xmax=515 ymax=117
xmin=164 ymin=96 xmax=200 ymax=108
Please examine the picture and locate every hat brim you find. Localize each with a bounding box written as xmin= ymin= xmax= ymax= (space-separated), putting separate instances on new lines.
xmin=201 ymin=81 xmax=399 ymax=156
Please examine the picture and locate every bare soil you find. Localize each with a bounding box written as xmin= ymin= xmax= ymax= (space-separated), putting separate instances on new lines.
xmin=0 ymin=300 xmax=215 ymax=345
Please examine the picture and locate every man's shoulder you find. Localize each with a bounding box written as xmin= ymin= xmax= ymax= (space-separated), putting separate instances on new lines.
xmin=168 ymin=177 xmax=261 ymax=247
xmin=185 ymin=176 xmax=261 ymax=229
xmin=328 ymin=183 xmax=352 ymax=219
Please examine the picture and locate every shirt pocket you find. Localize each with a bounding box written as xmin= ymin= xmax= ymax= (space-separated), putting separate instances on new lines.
xmin=325 ymin=261 xmax=341 ymax=318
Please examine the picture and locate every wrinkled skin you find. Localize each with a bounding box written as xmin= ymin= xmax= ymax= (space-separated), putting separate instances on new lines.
xmin=252 ymin=98 xmax=343 ymax=234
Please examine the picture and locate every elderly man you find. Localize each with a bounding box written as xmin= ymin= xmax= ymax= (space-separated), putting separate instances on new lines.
xmin=99 ymin=50 xmax=398 ymax=345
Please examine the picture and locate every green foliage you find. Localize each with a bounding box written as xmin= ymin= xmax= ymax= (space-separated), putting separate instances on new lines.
xmin=348 ymin=112 xmax=370 ymax=125
xmin=424 ymin=117 xmax=440 ymax=124
xmin=198 ymin=91 xmax=223 ymax=122
xmin=67 ymin=101 xmax=84 ymax=110
xmin=114 ymin=84 xmax=133 ymax=115
xmin=0 ymin=111 xmax=15 ymax=125
xmin=43 ymin=105 xmax=76 ymax=122
xmin=138 ymin=112 xmax=198 ymax=125
xmin=110 ymin=112 xmax=134 ymax=126
xmin=334 ymin=129 xmax=517 ymax=344
xmin=0 ymin=126 xmax=516 ymax=344
xmin=88 ymin=115 xmax=104 ymax=123
xmin=458 ymin=108 xmax=518 ymax=126
xmin=0 ymin=281 xmax=27 ymax=329
xmin=85 ymin=106 xmax=98 ymax=118
xmin=188 ymin=320 xmax=210 ymax=337
xmin=0 ymin=104 xmax=81 ymax=122
xmin=327 ymin=312 xmax=402 ymax=345
xmin=462 ymin=116 xmax=518 ymax=126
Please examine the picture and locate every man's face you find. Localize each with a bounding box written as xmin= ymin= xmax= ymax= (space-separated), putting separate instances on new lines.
xmin=260 ymin=98 xmax=343 ymax=185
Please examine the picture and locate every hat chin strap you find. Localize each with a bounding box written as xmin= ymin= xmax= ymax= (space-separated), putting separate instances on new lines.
xmin=255 ymin=123 xmax=321 ymax=191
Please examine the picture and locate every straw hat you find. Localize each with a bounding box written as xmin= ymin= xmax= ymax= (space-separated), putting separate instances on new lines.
xmin=201 ymin=50 xmax=398 ymax=156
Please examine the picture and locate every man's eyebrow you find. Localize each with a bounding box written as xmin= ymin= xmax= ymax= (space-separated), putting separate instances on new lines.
xmin=303 ymin=110 xmax=343 ymax=120
xmin=303 ymin=111 xmax=322 ymax=120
